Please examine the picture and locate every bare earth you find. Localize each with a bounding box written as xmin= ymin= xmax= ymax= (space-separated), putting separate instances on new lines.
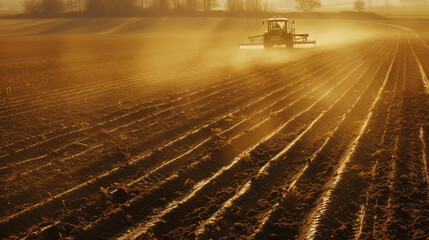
xmin=0 ymin=18 xmax=428 ymax=240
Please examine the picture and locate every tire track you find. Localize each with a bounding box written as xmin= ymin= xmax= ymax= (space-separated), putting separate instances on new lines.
xmin=420 ymin=127 xmax=429 ymax=190
xmin=409 ymin=33 xmax=429 ymax=95
xmin=384 ymin=36 xmax=429 ymax=239
xmin=249 ymin=38 xmax=397 ymax=240
xmin=353 ymin=48 xmax=406 ymax=240
xmin=302 ymin=37 xmax=399 ymax=240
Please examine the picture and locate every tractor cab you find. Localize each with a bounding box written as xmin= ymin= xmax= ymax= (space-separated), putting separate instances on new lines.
xmin=264 ymin=18 xmax=295 ymax=48
xmin=266 ymin=18 xmax=292 ymax=34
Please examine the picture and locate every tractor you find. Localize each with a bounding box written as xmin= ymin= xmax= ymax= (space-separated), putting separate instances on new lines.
xmin=240 ymin=17 xmax=316 ymax=49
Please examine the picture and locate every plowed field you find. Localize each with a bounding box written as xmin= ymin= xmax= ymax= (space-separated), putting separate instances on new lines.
xmin=0 ymin=18 xmax=428 ymax=240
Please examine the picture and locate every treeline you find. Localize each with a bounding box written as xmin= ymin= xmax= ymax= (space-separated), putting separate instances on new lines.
xmin=23 ymin=0 xmax=272 ymax=15
xmin=226 ymin=0 xmax=271 ymax=11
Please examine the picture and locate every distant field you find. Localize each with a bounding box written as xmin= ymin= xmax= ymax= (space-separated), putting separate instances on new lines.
xmin=0 ymin=10 xmax=21 ymax=17
xmin=308 ymin=7 xmax=429 ymax=19
xmin=370 ymin=7 xmax=429 ymax=19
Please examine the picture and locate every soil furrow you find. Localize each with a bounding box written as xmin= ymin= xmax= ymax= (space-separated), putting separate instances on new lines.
xmin=0 ymin=61 xmax=225 ymax=116
xmin=0 ymin=68 xmax=279 ymax=167
xmin=43 ymin=45 xmax=370 ymax=240
xmin=354 ymin=45 xmax=407 ymax=240
xmin=196 ymin=60 xmax=376 ymax=240
xmin=111 ymin=47 xmax=381 ymax=240
xmin=250 ymin=38 xmax=398 ymax=240
xmin=0 ymin=40 xmax=366 ymax=236
xmin=301 ymin=37 xmax=399 ymax=240
xmin=385 ymin=35 xmax=429 ymax=239
xmin=212 ymin=44 xmax=390 ymax=240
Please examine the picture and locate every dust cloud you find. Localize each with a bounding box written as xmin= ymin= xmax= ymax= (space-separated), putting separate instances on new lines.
xmin=0 ymin=18 xmax=389 ymax=97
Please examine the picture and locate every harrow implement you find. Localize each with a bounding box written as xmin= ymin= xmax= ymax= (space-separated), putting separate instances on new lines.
xmin=239 ymin=17 xmax=316 ymax=49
